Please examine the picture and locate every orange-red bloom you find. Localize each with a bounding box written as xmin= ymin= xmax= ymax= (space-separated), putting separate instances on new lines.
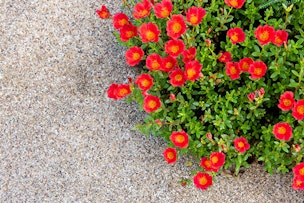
xmin=143 ymin=95 xmax=161 ymax=112
xmin=224 ymin=0 xmax=245 ymax=8
xmin=273 ymin=122 xmax=293 ymax=141
xmin=154 ymin=0 xmax=173 ymax=19
xmin=113 ymin=13 xmax=129 ymax=29
xmin=125 ymin=46 xmax=144 ymax=66
xmin=170 ymin=130 xmax=189 ymax=148
xmin=165 ymin=39 xmax=185 ymax=58
xmin=248 ymin=61 xmax=267 ymax=79
xmin=227 ymin=27 xmax=245 ymax=44
xmin=239 ymin=57 xmax=253 ymax=72
xmin=193 ymin=172 xmax=212 ymax=190
xmin=133 ymin=0 xmax=152 ymax=19
xmin=226 ymin=62 xmax=240 ymax=80
xmin=210 ymin=152 xmax=226 ymax=172
xmin=292 ymin=100 xmax=304 ymax=121
xmin=139 ymin=22 xmax=160 ymax=43
xmin=278 ymin=91 xmax=295 ymax=111
xmin=169 ymin=68 xmax=186 ymax=87
xmin=160 ymin=55 xmax=177 ymax=72
xmin=254 ymin=25 xmax=275 ymax=45
xmin=107 ymin=84 xmax=131 ymax=100
xmin=182 ymin=47 xmax=196 ymax=63
xmin=186 ymin=6 xmax=206 ymax=26
xmin=218 ymin=52 xmax=232 ymax=63
xmin=272 ymin=30 xmax=288 ymax=47
xmin=166 ymin=14 xmax=187 ymax=39
xmin=119 ymin=24 xmax=138 ymax=42
xmin=234 ymin=137 xmax=250 ymax=153
xmin=96 ymin=5 xmax=111 ymax=19
xmin=200 ymin=157 xmax=216 ymax=172
xmin=146 ymin=53 xmax=162 ymax=71
xmin=163 ymin=147 xmax=177 ymax=164
xmin=185 ymin=60 xmax=202 ymax=81
xmin=135 ymin=73 xmax=154 ymax=91
xmin=292 ymin=176 xmax=304 ymax=190
xmin=293 ymin=162 xmax=304 ymax=180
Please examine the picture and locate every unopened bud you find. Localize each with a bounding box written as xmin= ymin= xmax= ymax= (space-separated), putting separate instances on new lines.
xmin=170 ymin=93 xmax=176 ymax=101
xmin=155 ymin=119 xmax=162 ymax=127
xmin=205 ymin=39 xmax=211 ymax=47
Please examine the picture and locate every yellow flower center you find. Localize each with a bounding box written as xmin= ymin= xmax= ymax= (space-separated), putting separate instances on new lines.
xmin=275 ymin=36 xmax=282 ymax=44
xmin=139 ymin=9 xmax=148 ymax=17
xmin=296 ymin=105 xmax=304 ymax=115
xmin=126 ymin=31 xmax=134 ymax=38
xmin=211 ymin=156 xmax=218 ymax=164
xmin=167 ymin=152 xmax=174 ymax=159
xmin=190 ymin=15 xmax=198 ymax=24
xmin=230 ymin=66 xmax=237 ymax=74
xmin=231 ymin=32 xmax=239 ymax=42
xmin=296 ymin=180 xmax=303 ymax=186
xmin=199 ymin=176 xmax=207 ymax=185
xmin=237 ymin=141 xmax=245 ymax=148
xmin=175 ymin=134 xmax=185 ymax=143
xmin=229 ymin=0 xmax=238 ymax=7
xmin=260 ymin=31 xmax=269 ymax=41
xmin=278 ymin=126 xmax=286 ymax=134
xmin=171 ymin=45 xmax=179 ymax=53
xmin=283 ymin=99 xmax=291 ymax=106
xmin=133 ymin=53 xmax=140 ymax=60
xmin=142 ymin=79 xmax=150 ymax=87
xmin=165 ymin=62 xmax=173 ymax=69
xmin=204 ymin=160 xmax=211 ymax=167
xmin=161 ymin=8 xmax=169 ymax=17
xmin=119 ymin=19 xmax=128 ymax=26
xmin=148 ymin=100 xmax=157 ymax=108
xmin=146 ymin=31 xmax=156 ymax=41
xmin=174 ymin=74 xmax=183 ymax=81
xmin=118 ymin=88 xmax=128 ymax=96
xmin=254 ymin=67 xmax=262 ymax=75
xmin=241 ymin=62 xmax=249 ymax=71
xmin=172 ymin=22 xmax=182 ymax=33
xmin=187 ymin=69 xmax=196 ymax=78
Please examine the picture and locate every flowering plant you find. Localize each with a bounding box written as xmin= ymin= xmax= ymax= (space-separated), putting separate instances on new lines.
xmin=97 ymin=0 xmax=304 ymax=190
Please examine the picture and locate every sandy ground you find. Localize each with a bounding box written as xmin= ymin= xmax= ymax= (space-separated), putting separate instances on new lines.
xmin=0 ymin=0 xmax=303 ymax=202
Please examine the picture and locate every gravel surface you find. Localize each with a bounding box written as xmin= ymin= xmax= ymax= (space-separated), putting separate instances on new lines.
xmin=0 ymin=0 xmax=303 ymax=202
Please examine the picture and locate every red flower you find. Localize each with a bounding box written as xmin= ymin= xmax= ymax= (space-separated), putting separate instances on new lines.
xmin=125 ymin=46 xmax=144 ymax=66
xmin=234 ymin=137 xmax=250 ymax=153
xmin=170 ymin=130 xmax=189 ymax=148
xmin=248 ymin=61 xmax=267 ymax=79
xmin=185 ymin=60 xmax=202 ymax=81
xmin=113 ymin=13 xmax=129 ymax=29
xmin=254 ymin=25 xmax=275 ymax=45
xmin=163 ymin=148 xmax=177 ymax=164
xmin=293 ymin=162 xmax=304 ymax=180
xmin=292 ymin=176 xmax=304 ymax=190
xmin=227 ymin=27 xmax=245 ymax=44
xmin=107 ymin=84 xmax=119 ymax=99
xmin=226 ymin=62 xmax=241 ymax=80
xmin=278 ymin=91 xmax=295 ymax=111
xmin=154 ymin=0 xmax=173 ymax=19
xmin=107 ymin=84 xmax=131 ymax=100
xmin=218 ymin=52 xmax=232 ymax=63
xmin=135 ymin=73 xmax=154 ymax=91
xmin=96 ymin=5 xmax=110 ymax=19
xmin=139 ymin=22 xmax=160 ymax=43
xmin=133 ymin=0 xmax=151 ymax=19
xmin=186 ymin=6 xmax=206 ymax=26
xmin=193 ymin=172 xmax=212 ymax=190
xmin=272 ymin=30 xmax=288 ymax=47
xmin=224 ymin=0 xmax=245 ymax=8
xmin=239 ymin=57 xmax=253 ymax=72
xmin=181 ymin=47 xmax=196 ymax=63
xmin=292 ymin=100 xmax=304 ymax=121
xmin=166 ymin=14 xmax=187 ymax=39
xmin=161 ymin=56 xmax=177 ymax=72
xmin=146 ymin=53 xmax=162 ymax=71
xmin=169 ymin=68 xmax=186 ymax=87
xmin=272 ymin=122 xmax=293 ymax=141
xmin=210 ymin=152 xmax=226 ymax=172
xmin=143 ymin=95 xmax=161 ymax=112
xmin=247 ymin=93 xmax=255 ymax=102
xmin=200 ymin=157 xmax=216 ymax=172
xmin=165 ymin=39 xmax=185 ymax=58
xmin=119 ymin=24 xmax=138 ymax=42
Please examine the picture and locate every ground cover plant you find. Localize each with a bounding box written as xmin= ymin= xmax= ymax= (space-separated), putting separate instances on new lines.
xmin=97 ymin=0 xmax=304 ymax=190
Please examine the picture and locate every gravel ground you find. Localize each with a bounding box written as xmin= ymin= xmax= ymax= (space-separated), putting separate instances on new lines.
xmin=0 ymin=0 xmax=303 ymax=202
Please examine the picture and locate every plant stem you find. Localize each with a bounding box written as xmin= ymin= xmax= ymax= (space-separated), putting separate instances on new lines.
xmin=219 ymin=7 xmax=233 ymax=31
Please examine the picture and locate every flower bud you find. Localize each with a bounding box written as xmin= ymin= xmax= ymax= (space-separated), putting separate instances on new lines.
xmin=155 ymin=119 xmax=162 ymax=127
xmin=205 ymin=39 xmax=211 ymax=47
xmin=206 ymin=132 xmax=213 ymax=141
xmin=170 ymin=93 xmax=176 ymax=101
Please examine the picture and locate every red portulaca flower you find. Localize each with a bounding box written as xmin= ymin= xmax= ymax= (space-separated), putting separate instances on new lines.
xmin=247 ymin=92 xmax=255 ymax=102
xmin=161 ymin=55 xmax=177 ymax=72
xmin=186 ymin=6 xmax=206 ymax=26
xmin=210 ymin=152 xmax=226 ymax=172
xmin=200 ymin=157 xmax=216 ymax=172
xmin=218 ymin=52 xmax=232 ymax=63
xmin=166 ymin=14 xmax=187 ymax=39
xmin=135 ymin=73 xmax=154 ymax=91
xmin=163 ymin=147 xmax=177 ymax=164
xmin=143 ymin=95 xmax=161 ymax=112
xmin=273 ymin=122 xmax=293 ymax=141
xmin=113 ymin=13 xmax=129 ymax=29
xmin=169 ymin=68 xmax=186 ymax=87
xmin=107 ymin=84 xmax=131 ymax=100
xmin=272 ymin=30 xmax=288 ymax=47
xmin=292 ymin=176 xmax=304 ymax=190
xmin=292 ymin=100 xmax=304 ymax=121
xmin=139 ymin=22 xmax=160 ymax=43
xmin=170 ymin=130 xmax=189 ymax=148
xmin=165 ymin=39 xmax=185 ymax=58
xmin=248 ymin=61 xmax=267 ymax=79
xmin=193 ymin=172 xmax=213 ymax=190
xmin=293 ymin=162 xmax=304 ymax=180
xmin=278 ymin=91 xmax=295 ymax=111
xmin=234 ymin=137 xmax=250 ymax=153
xmin=254 ymin=25 xmax=275 ymax=45
xmin=146 ymin=53 xmax=162 ymax=71
xmin=182 ymin=47 xmax=196 ymax=63
xmin=226 ymin=62 xmax=240 ymax=80
xmin=239 ymin=57 xmax=253 ymax=72
xmin=119 ymin=24 xmax=138 ymax=42
xmin=133 ymin=0 xmax=151 ymax=19
xmin=185 ymin=60 xmax=202 ymax=81
xmin=154 ymin=0 xmax=173 ymax=19
xmin=224 ymin=0 xmax=245 ymax=9
xmin=125 ymin=46 xmax=144 ymax=66
xmin=96 ymin=5 xmax=111 ymax=19
xmin=227 ymin=27 xmax=245 ymax=44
